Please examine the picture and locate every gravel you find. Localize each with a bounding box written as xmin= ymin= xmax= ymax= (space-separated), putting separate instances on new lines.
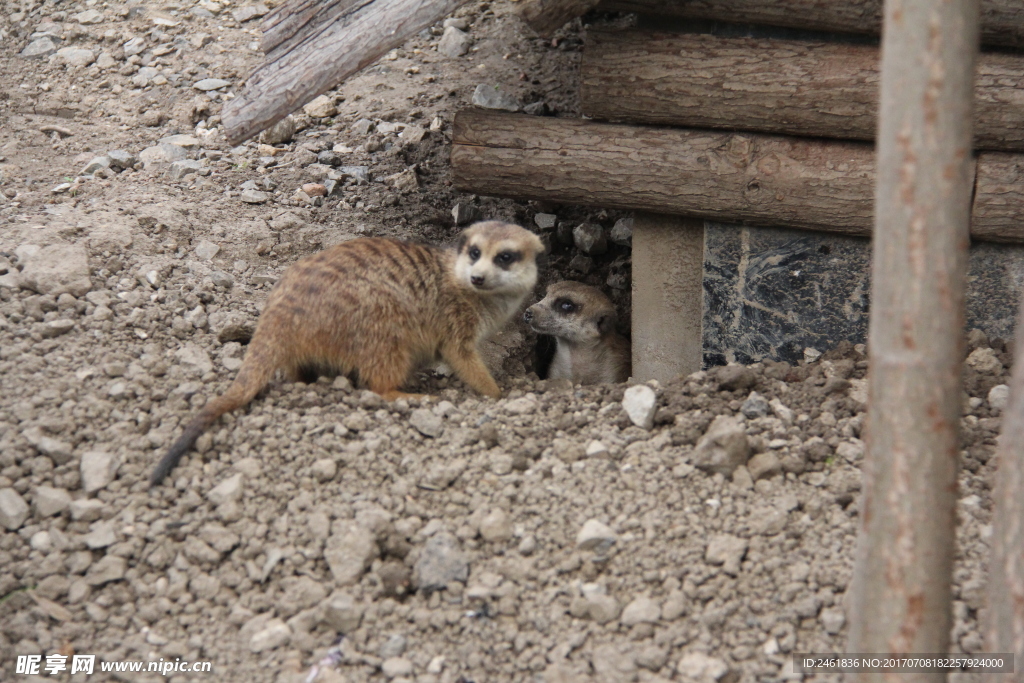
xmin=0 ymin=1 xmax=1005 ymax=680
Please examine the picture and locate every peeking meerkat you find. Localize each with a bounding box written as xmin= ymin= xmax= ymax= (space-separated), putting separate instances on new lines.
xmin=150 ymin=221 xmax=545 ymax=486
xmin=524 ymin=281 xmax=631 ymax=385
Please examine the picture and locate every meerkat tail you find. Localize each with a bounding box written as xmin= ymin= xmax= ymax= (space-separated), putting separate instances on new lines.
xmin=149 ymin=348 xmax=278 ymax=487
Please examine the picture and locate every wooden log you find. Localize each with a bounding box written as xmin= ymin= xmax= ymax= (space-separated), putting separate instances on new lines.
xmin=594 ymin=0 xmax=1024 ymax=48
xmin=848 ymin=0 xmax=977 ymax=668
xmin=222 ymin=0 xmax=472 ymax=146
xmin=973 ymin=153 xmax=1024 ymax=243
xmin=581 ymin=30 xmax=1024 ymax=152
xmin=453 ymin=109 xmax=1024 ymax=243
xmin=453 ymin=108 xmax=878 ymax=236
xmin=514 ymin=0 xmax=602 ymax=37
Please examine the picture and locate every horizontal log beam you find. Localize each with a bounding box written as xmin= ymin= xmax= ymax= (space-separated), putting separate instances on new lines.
xmin=581 ymin=30 xmax=1024 ymax=152
xmin=453 ymin=109 xmax=878 ymax=235
xmin=222 ymin=0 xmax=472 ymax=146
xmin=594 ymin=0 xmax=1024 ymax=49
xmin=452 ymin=109 xmax=1023 ymax=244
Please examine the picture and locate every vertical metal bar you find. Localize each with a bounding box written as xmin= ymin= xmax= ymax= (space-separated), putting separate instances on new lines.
xmin=847 ymin=0 xmax=979 ymax=679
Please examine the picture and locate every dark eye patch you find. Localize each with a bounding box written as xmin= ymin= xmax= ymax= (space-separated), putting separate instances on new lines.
xmin=468 ymin=245 xmax=481 ymax=262
xmin=494 ymin=250 xmax=521 ymax=269
xmin=555 ymin=298 xmax=578 ymax=314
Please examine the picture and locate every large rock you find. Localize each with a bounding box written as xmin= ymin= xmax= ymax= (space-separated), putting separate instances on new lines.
xmin=0 ymin=488 xmax=30 ymax=530
xmin=691 ymin=415 xmax=750 ymax=476
xmin=324 ymin=520 xmax=378 ymax=586
xmin=414 ymin=532 xmax=468 ymax=592
xmin=19 ymin=243 xmax=92 ymax=296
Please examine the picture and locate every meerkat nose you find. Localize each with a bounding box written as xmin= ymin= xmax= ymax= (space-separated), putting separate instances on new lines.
xmin=524 ymin=309 xmax=533 ymax=322
xmin=471 ymin=275 xmax=485 ymax=287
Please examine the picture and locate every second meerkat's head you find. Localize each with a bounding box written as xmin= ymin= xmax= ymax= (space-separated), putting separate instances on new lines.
xmin=524 ymin=281 xmax=619 ymax=344
xmin=454 ymin=221 xmax=545 ymax=296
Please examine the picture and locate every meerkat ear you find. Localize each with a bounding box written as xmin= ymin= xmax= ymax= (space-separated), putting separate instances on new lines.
xmin=456 ymin=231 xmax=469 ymax=253
xmin=596 ymin=313 xmax=617 ymax=335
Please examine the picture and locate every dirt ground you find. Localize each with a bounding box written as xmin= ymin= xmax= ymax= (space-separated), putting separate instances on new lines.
xmin=0 ymin=1 xmax=1008 ymax=682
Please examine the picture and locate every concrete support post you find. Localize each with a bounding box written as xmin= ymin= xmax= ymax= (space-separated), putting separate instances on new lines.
xmin=630 ymin=213 xmax=704 ymax=382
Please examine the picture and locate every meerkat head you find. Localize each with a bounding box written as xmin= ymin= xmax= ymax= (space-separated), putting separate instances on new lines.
xmin=454 ymin=221 xmax=545 ymax=297
xmin=524 ymin=281 xmax=618 ymax=345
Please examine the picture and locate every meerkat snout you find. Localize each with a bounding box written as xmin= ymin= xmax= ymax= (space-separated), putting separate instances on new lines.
xmin=527 ymin=281 xmax=631 ymax=385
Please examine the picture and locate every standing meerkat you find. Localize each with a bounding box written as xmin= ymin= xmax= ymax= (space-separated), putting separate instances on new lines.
xmin=524 ymin=281 xmax=631 ymax=385
xmin=150 ymin=221 xmax=545 ymax=486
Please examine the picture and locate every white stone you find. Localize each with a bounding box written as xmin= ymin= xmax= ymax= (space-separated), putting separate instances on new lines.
xmin=967 ymin=347 xmax=1003 ymax=374
xmin=678 ymin=652 xmax=730 ymax=682
xmin=207 ymin=473 xmax=244 ymax=505
xmin=576 ymin=519 xmax=616 ymax=552
xmin=80 ymin=451 xmax=119 ymax=493
xmin=249 ymin=618 xmax=291 ymax=652
xmin=0 ymin=488 xmax=30 ymax=530
xmin=478 ymin=509 xmax=513 ymax=543
xmin=194 ymin=240 xmax=220 ymax=260
xmin=692 ymin=415 xmax=750 ymax=476
xmin=19 ymin=243 xmax=92 ymax=297
xmin=34 ymin=486 xmax=71 ymax=517
xmin=323 ymin=592 xmax=363 ymax=632
xmin=988 ymin=384 xmax=1011 ymax=411
xmin=620 ymin=596 xmax=661 ymax=625
xmin=193 ymin=78 xmax=232 ymax=91
xmin=324 ymin=520 xmax=378 ymax=585
xmin=705 ymin=534 xmax=748 ymax=575
xmin=303 ymin=95 xmax=337 ymax=118
xmin=820 ymin=606 xmax=846 ymax=634
xmin=75 ymin=9 xmax=105 ymax=24
xmin=585 ymin=440 xmax=608 ymax=457
xmin=175 ymin=342 xmax=213 ymax=375
xmin=55 ymin=47 xmax=96 ymax=67
xmin=70 ymin=499 xmax=106 ymax=522
xmin=471 ymin=84 xmax=520 ymax=112
xmin=504 ymin=395 xmax=538 ymax=415
xmin=622 ymin=385 xmax=657 ymax=429
xmin=21 ymin=37 xmax=58 ymax=59
xmin=381 ymin=657 xmax=413 ymax=679
xmin=438 ymin=26 xmax=473 ymax=58
xmin=409 ymin=408 xmax=443 ymax=438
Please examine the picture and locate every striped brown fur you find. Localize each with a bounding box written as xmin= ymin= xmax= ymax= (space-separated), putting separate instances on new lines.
xmin=151 ymin=221 xmax=544 ymax=486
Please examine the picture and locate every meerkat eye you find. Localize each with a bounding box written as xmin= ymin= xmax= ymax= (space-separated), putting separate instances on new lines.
xmin=495 ymin=251 xmax=520 ymax=267
xmin=468 ymin=246 xmax=481 ymax=262
xmin=556 ymin=299 xmax=577 ymax=314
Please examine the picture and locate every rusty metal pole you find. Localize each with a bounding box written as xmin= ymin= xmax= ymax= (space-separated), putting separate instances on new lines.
xmin=847 ymin=0 xmax=979 ymax=678
xmin=987 ymin=295 xmax=1024 ymax=681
